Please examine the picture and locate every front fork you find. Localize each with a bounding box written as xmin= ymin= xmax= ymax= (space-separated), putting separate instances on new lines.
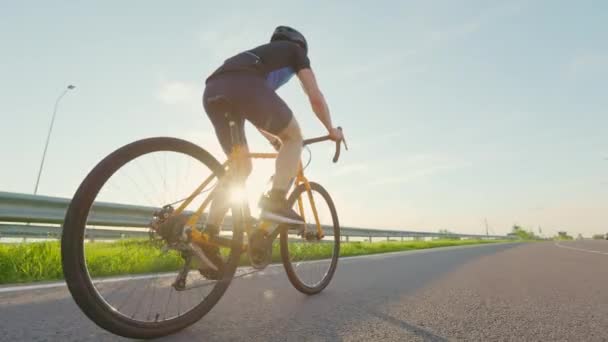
xmin=294 ymin=168 xmax=324 ymax=240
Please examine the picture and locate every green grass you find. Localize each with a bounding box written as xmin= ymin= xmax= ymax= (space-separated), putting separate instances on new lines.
xmin=0 ymin=238 xmax=511 ymax=285
xmin=0 ymin=240 xmax=184 ymax=284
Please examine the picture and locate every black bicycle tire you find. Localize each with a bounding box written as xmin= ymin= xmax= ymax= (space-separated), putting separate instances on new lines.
xmin=280 ymin=182 xmax=340 ymax=295
xmin=61 ymin=137 xmax=243 ymax=339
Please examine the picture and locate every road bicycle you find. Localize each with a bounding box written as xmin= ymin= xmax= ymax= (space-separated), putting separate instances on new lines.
xmin=61 ymin=98 xmax=347 ymax=338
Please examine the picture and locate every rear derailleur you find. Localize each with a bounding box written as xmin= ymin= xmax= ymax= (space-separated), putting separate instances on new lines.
xmin=149 ymin=205 xmax=222 ymax=291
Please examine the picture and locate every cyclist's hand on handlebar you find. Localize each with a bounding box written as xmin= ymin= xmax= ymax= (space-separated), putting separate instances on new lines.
xmin=328 ymin=127 xmax=343 ymax=142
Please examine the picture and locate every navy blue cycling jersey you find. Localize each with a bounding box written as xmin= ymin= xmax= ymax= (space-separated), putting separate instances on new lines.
xmin=206 ymin=40 xmax=311 ymax=90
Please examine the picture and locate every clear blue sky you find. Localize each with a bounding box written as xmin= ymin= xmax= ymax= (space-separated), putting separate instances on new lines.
xmin=1 ymin=1 xmax=607 ymax=237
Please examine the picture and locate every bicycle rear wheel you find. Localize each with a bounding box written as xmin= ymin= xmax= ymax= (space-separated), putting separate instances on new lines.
xmin=61 ymin=137 xmax=243 ymax=339
xmin=280 ymin=182 xmax=340 ymax=295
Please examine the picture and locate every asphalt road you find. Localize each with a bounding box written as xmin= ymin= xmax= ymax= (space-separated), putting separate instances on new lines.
xmin=1 ymin=241 xmax=607 ymax=341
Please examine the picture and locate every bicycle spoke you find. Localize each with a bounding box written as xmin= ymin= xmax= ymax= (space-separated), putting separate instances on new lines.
xmin=146 ymin=276 xmax=159 ymax=321
xmin=176 ymin=290 xmax=181 ymax=317
xmin=163 ymin=287 xmax=174 ymax=321
xmin=122 ymin=167 xmax=159 ymax=207
xmin=116 ymin=281 xmax=141 ymax=312
xmin=131 ymin=278 xmax=153 ymax=319
xmin=163 ymin=152 xmax=168 ymax=204
xmin=101 ymin=278 xmax=133 ymax=305
xmin=134 ymin=159 xmax=164 ymax=205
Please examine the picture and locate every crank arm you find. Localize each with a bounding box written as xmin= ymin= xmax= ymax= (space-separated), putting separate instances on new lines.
xmin=261 ymin=223 xmax=304 ymax=244
xmin=267 ymin=224 xmax=285 ymax=242
xmin=189 ymin=243 xmax=219 ymax=271
xmin=208 ymin=235 xmax=247 ymax=253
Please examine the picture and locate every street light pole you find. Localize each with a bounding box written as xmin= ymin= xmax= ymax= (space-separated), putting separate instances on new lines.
xmin=33 ymin=84 xmax=76 ymax=195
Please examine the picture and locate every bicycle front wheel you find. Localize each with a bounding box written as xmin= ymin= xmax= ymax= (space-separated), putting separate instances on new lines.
xmin=280 ymin=182 xmax=340 ymax=295
xmin=61 ymin=137 xmax=243 ymax=339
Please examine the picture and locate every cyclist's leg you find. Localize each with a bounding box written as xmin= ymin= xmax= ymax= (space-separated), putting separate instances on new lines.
xmin=202 ymin=82 xmax=253 ymax=232
xmin=232 ymin=83 xmax=304 ymax=224
xmin=196 ymin=81 xmax=254 ymax=276
xmin=204 ymin=74 xmax=303 ymax=224
xmin=272 ymin=117 xmax=303 ymax=196
xmin=256 ymin=118 xmax=304 ymax=224
xmin=206 ymin=124 xmax=252 ymax=231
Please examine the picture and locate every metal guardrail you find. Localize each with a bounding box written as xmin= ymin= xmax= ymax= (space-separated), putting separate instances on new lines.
xmin=0 ymin=192 xmax=509 ymax=241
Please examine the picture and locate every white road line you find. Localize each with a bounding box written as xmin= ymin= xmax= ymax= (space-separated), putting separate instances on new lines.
xmin=0 ymin=272 xmax=177 ymax=294
xmin=0 ymin=242 xmax=513 ymax=294
xmin=0 ymin=281 xmax=68 ymax=293
xmin=0 ymin=267 xmax=267 ymax=294
xmin=0 ymin=264 xmax=278 ymax=294
xmin=554 ymin=241 xmax=608 ymax=255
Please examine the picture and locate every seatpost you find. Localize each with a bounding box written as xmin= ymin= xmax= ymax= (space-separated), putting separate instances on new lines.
xmin=226 ymin=112 xmax=241 ymax=147
xmin=224 ymin=112 xmax=253 ymax=231
xmin=226 ymin=112 xmax=243 ymax=178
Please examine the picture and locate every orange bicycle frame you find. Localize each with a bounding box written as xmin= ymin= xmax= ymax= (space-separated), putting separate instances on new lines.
xmin=170 ymin=145 xmax=324 ymax=250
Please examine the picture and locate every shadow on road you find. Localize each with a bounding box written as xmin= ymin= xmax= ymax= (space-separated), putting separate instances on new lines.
xmin=367 ymin=309 xmax=448 ymax=342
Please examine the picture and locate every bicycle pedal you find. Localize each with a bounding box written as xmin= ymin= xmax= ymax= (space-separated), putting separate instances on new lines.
xmin=189 ymin=243 xmax=219 ymax=271
xmin=302 ymin=231 xmax=321 ymax=241
xmin=172 ymin=278 xmax=187 ymax=291
xmin=287 ymin=224 xmax=305 ymax=235
xmin=248 ymin=229 xmax=272 ymax=269
xmin=208 ymin=235 xmax=234 ymax=248
xmin=249 ymin=250 xmax=271 ymax=270
xmin=198 ymin=268 xmax=222 ymax=281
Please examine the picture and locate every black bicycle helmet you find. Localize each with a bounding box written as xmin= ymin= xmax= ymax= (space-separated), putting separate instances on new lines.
xmin=271 ymin=26 xmax=308 ymax=53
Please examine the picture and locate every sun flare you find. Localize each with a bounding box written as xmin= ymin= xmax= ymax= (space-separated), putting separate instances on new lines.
xmin=229 ymin=186 xmax=248 ymax=204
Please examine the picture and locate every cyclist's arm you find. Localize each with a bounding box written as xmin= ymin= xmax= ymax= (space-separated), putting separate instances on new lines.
xmin=297 ymin=68 xmax=333 ymax=133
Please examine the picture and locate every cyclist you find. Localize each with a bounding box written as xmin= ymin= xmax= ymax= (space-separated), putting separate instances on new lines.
xmin=201 ymin=26 xmax=341 ymax=239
